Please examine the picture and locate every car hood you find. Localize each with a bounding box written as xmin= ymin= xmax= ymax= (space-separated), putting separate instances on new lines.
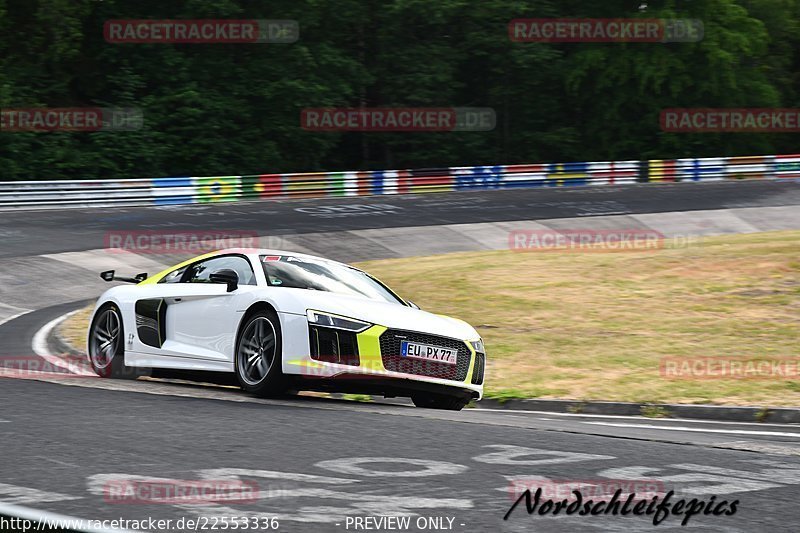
xmin=272 ymin=289 xmax=478 ymax=340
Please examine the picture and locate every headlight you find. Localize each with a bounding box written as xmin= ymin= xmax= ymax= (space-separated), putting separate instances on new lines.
xmin=470 ymin=339 xmax=485 ymax=353
xmin=306 ymin=310 xmax=371 ymax=333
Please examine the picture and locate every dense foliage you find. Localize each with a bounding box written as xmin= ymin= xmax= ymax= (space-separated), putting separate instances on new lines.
xmin=1 ymin=0 xmax=798 ymax=180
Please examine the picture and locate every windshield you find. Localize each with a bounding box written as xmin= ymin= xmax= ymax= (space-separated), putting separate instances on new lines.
xmin=260 ymin=255 xmax=405 ymax=305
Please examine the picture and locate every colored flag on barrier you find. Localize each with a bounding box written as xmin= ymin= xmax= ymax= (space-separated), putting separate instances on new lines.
xmin=405 ymin=168 xmax=455 ymax=193
xmin=678 ymin=158 xmax=725 ymax=182
xmin=588 ymin=161 xmax=639 ymax=185
xmin=152 ymin=177 xmax=196 ymax=205
xmin=326 ymin=172 xmax=346 ymax=196
xmin=547 ymin=162 xmax=588 ymax=186
xmin=194 ymin=176 xmax=241 ymax=202
xmin=775 ymin=154 xmax=800 ymax=180
xmin=356 ymin=171 xmax=373 ymax=195
xmin=725 ymin=155 xmax=773 ymax=180
xmin=381 ymin=171 xmax=398 ymax=195
xmin=499 ymin=164 xmax=547 ymax=188
xmin=456 ymin=166 xmax=503 ymax=190
xmin=285 ymin=172 xmax=328 ymax=198
xmin=647 ymin=160 xmax=678 ymax=182
xmin=241 ymin=174 xmax=284 ymax=198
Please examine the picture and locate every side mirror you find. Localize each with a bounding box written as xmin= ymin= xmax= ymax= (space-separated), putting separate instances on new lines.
xmin=209 ymin=269 xmax=239 ymax=292
xmin=407 ymin=300 xmax=420 ymax=310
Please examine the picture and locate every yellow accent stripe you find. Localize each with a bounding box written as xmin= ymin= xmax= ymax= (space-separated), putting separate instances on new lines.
xmin=357 ymin=325 xmax=387 ymax=372
xmin=465 ymin=342 xmax=477 ymax=384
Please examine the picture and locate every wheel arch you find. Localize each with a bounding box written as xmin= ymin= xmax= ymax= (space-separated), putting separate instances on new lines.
xmin=235 ymin=301 xmax=280 ymax=346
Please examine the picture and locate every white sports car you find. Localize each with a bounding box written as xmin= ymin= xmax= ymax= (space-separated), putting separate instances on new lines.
xmin=87 ymin=249 xmax=485 ymax=410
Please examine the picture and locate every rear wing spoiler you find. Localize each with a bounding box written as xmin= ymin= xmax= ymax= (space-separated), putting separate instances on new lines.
xmin=101 ymin=270 xmax=148 ymax=284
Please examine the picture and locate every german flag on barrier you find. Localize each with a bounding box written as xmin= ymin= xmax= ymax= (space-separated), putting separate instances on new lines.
xmin=774 ymin=154 xmax=800 ymax=179
xmin=647 ymin=160 xmax=678 ymax=182
xmin=546 ymin=162 xmax=588 ymax=186
xmin=193 ymin=176 xmax=241 ymax=203
xmin=241 ymin=174 xmax=284 ymax=198
xmin=725 ymin=155 xmax=773 ymax=180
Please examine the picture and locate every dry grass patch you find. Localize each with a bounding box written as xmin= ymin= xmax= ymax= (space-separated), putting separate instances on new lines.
xmin=356 ymin=231 xmax=800 ymax=406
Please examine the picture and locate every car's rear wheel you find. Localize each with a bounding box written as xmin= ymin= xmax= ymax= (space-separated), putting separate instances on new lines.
xmin=411 ymin=393 xmax=469 ymax=411
xmin=235 ymin=310 xmax=286 ymax=397
xmin=88 ymin=304 xmax=142 ymax=379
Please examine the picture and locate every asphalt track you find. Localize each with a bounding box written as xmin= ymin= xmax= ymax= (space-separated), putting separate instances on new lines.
xmin=1 ymin=181 xmax=800 ymax=532
xmin=1 ymin=179 xmax=799 ymax=259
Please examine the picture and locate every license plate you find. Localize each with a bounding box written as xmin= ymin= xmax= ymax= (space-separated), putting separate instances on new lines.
xmin=400 ymin=341 xmax=458 ymax=365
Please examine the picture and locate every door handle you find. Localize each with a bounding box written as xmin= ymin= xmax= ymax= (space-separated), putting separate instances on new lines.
xmin=174 ymin=298 xmax=182 ymax=302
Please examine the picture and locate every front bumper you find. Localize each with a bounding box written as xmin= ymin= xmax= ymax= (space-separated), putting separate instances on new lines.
xmin=281 ymin=315 xmax=484 ymax=400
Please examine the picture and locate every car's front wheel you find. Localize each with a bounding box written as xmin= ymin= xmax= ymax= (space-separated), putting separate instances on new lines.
xmin=235 ymin=310 xmax=287 ymax=397
xmin=88 ymin=304 xmax=142 ymax=379
xmin=411 ymin=393 xmax=470 ymax=411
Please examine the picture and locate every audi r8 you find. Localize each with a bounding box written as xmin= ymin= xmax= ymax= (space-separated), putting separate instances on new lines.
xmin=87 ymin=249 xmax=485 ymax=410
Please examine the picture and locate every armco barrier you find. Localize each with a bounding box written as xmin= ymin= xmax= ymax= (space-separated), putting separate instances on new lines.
xmin=0 ymin=154 xmax=798 ymax=210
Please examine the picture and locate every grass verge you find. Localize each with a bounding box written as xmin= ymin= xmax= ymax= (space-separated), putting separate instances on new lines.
xmin=357 ymin=230 xmax=800 ymax=406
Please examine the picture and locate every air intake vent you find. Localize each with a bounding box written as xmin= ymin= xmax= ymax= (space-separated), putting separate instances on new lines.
xmin=309 ymin=326 xmax=360 ymax=366
xmin=471 ymin=352 xmax=485 ymax=385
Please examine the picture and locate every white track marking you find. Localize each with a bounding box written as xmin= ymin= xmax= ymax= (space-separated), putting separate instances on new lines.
xmin=473 ymin=408 xmax=800 ymax=428
xmin=0 ymin=502 xmax=138 ymax=532
xmin=314 ymin=457 xmax=468 ymax=477
xmin=87 ymin=470 xmax=471 ymax=525
xmin=472 ymin=444 xmax=614 ymax=466
xmin=0 ymin=308 xmax=32 ymax=327
xmin=596 ymin=466 xmax=782 ymax=496
xmin=31 ymin=309 xmax=94 ymax=376
xmin=583 ymin=421 xmax=800 ymax=438
xmin=0 ymin=483 xmax=81 ymax=505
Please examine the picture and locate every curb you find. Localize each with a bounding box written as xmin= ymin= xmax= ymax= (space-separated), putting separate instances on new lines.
xmin=49 ymin=317 xmax=800 ymax=424
xmin=477 ymin=398 xmax=800 ymax=424
xmin=49 ymin=324 xmax=84 ymax=360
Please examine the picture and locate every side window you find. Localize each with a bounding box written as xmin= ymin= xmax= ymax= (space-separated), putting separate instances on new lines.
xmin=158 ymin=266 xmax=187 ymax=284
xmin=184 ymin=256 xmax=256 ymax=286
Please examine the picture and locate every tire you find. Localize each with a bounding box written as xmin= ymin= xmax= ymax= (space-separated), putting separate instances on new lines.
xmin=235 ymin=309 xmax=287 ymax=397
xmin=411 ymin=393 xmax=469 ymax=411
xmin=88 ymin=304 xmax=143 ymax=379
